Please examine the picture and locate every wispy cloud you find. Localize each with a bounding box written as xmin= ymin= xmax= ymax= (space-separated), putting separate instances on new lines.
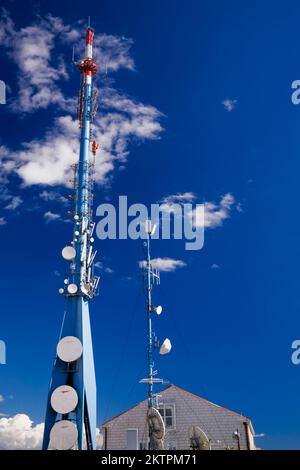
xmin=222 ymin=99 xmax=237 ymax=112
xmin=4 ymin=196 xmax=22 ymax=210
xmin=0 ymin=394 xmax=4 ymax=403
xmin=0 ymin=12 xmax=136 ymax=114
xmin=139 ymin=257 xmax=186 ymax=272
xmin=161 ymin=192 xmax=196 ymax=204
xmin=94 ymin=261 xmax=103 ymax=269
xmin=236 ymin=202 xmax=243 ymax=213
xmin=0 ymin=12 xmax=70 ymax=113
xmin=0 ymin=12 xmax=163 ymax=190
xmin=159 ymin=191 xmax=238 ymax=230
xmin=43 ymin=211 xmax=61 ymax=223
xmin=211 ymin=263 xmax=220 ymax=269
xmin=39 ymin=190 xmax=68 ymax=205
xmin=93 ymin=33 xmax=135 ymax=73
xmin=160 ymin=192 xmax=196 ymax=214
xmin=0 ymin=217 xmax=7 ymax=226
xmin=94 ymin=261 xmax=114 ymax=273
xmin=189 ymin=193 xmax=235 ymax=229
xmin=104 ymin=267 xmax=114 ymax=274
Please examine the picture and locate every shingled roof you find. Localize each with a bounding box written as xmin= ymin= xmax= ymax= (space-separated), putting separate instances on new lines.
xmin=101 ymin=384 xmax=252 ymax=428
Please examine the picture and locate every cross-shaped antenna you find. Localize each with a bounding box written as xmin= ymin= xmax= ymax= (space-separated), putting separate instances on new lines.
xmin=152 ymin=268 xmax=160 ymax=285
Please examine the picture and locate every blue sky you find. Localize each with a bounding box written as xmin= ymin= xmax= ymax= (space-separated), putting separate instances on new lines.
xmin=0 ymin=0 xmax=300 ymax=450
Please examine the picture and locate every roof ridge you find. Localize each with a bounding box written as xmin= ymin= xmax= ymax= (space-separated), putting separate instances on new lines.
xmin=170 ymin=385 xmax=250 ymax=421
xmin=101 ymin=383 xmax=250 ymax=426
xmin=101 ymin=384 xmax=172 ymax=426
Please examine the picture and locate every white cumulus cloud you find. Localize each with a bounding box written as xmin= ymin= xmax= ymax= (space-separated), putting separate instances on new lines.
xmin=5 ymin=91 xmax=162 ymax=187
xmin=139 ymin=257 xmax=186 ymax=272
xmin=0 ymin=414 xmax=44 ymax=450
xmin=0 ymin=413 xmax=104 ymax=450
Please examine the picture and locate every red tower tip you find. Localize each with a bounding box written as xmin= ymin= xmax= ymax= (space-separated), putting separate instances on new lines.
xmin=86 ymin=28 xmax=94 ymax=46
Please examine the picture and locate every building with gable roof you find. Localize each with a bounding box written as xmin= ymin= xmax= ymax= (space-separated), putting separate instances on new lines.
xmin=101 ymin=384 xmax=256 ymax=450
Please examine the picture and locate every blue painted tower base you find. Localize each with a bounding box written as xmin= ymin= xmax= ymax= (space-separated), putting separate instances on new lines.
xmin=42 ymin=297 xmax=96 ymax=450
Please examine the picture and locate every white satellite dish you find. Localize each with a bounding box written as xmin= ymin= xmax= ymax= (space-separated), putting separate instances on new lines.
xmin=188 ymin=425 xmax=210 ymax=450
xmin=58 ymin=288 xmax=64 ymax=295
xmin=147 ymin=407 xmax=165 ymax=440
xmin=51 ymin=385 xmax=78 ymax=414
xmin=159 ymin=338 xmax=172 ymax=355
xmin=67 ymin=283 xmax=78 ymax=295
xmin=57 ymin=336 xmax=83 ymax=362
xmin=50 ymin=420 xmax=78 ymax=450
xmin=62 ymin=246 xmax=76 ymax=261
xmin=155 ymin=305 xmax=162 ymax=315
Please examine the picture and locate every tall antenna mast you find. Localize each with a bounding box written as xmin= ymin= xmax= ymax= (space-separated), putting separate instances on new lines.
xmin=146 ymin=220 xmax=156 ymax=408
xmin=42 ymin=25 xmax=100 ymax=451
xmin=140 ymin=220 xmax=172 ymax=450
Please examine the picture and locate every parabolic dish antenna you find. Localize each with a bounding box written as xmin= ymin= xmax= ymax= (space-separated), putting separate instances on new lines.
xmin=51 ymin=385 xmax=78 ymax=414
xmin=188 ymin=425 xmax=210 ymax=450
xmin=155 ymin=305 xmax=162 ymax=315
xmin=50 ymin=420 xmax=78 ymax=450
xmin=151 ymin=435 xmax=164 ymax=450
xmin=57 ymin=336 xmax=83 ymax=363
xmin=62 ymin=246 xmax=76 ymax=261
xmin=147 ymin=407 xmax=165 ymax=440
xmin=67 ymin=283 xmax=78 ymax=295
xmin=159 ymin=338 xmax=172 ymax=355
